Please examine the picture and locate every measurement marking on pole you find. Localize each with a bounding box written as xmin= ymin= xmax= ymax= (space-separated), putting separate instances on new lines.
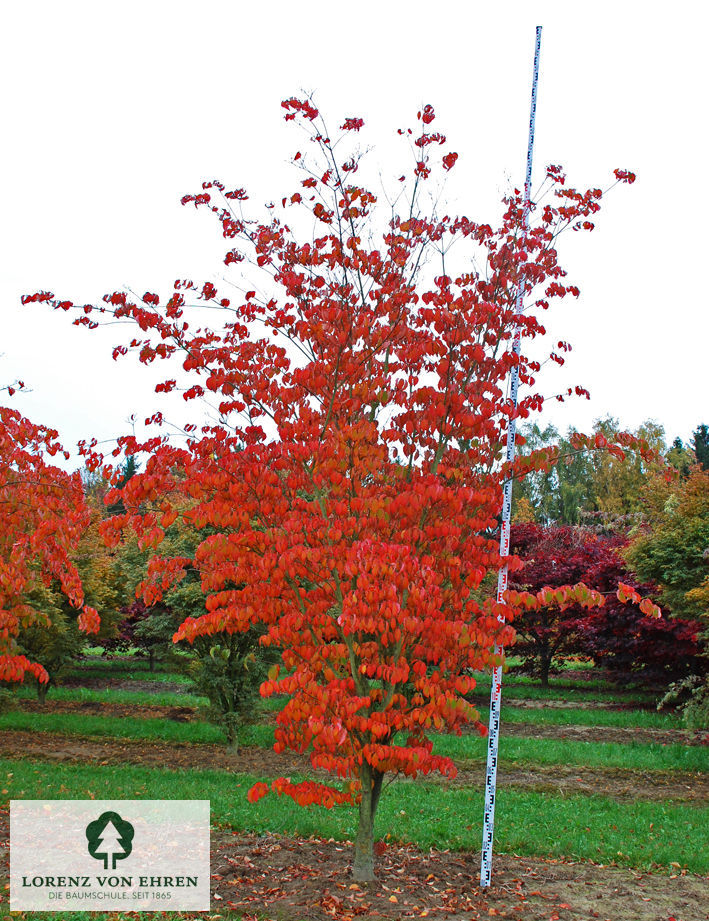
xmin=480 ymin=25 xmax=542 ymax=890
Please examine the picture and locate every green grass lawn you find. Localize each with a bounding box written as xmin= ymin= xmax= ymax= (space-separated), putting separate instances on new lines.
xmin=3 ymin=710 xmax=706 ymax=774
xmin=0 ymin=711 xmax=225 ymax=745
xmin=65 ymin=658 xmax=182 ymax=674
xmin=500 ymin=704 xmax=682 ymax=729
xmin=2 ymin=758 xmax=707 ymax=874
xmin=61 ymin=656 xmax=194 ymax=683
xmin=433 ymin=732 xmax=709 ymax=774
xmin=10 ymin=685 xmax=209 ymax=708
xmin=61 ymin=669 xmax=194 ymax=686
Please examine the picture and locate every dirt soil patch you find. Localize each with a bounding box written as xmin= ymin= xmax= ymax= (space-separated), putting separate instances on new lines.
xmin=479 ymin=721 xmax=709 ymax=747
xmin=0 ymin=810 xmax=706 ymax=921
xmin=1 ymin=730 xmax=707 ymax=803
xmin=19 ymin=698 xmax=199 ymax=721
xmin=209 ymin=831 xmax=709 ymax=921
xmin=450 ymin=762 xmax=709 ymax=802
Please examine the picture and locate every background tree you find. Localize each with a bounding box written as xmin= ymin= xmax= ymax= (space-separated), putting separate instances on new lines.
xmin=573 ymin=544 xmax=704 ymax=686
xmin=103 ymin=598 xmax=179 ymax=671
xmin=27 ymin=99 xmax=641 ymax=881
xmin=508 ymin=523 xmax=600 ymax=685
xmin=584 ymin=418 xmax=666 ymax=526
xmin=577 ymin=598 xmax=703 ymax=687
xmin=15 ymin=497 xmax=122 ymax=699
xmin=0 ymin=398 xmax=99 ymax=685
xmin=513 ymin=423 xmax=594 ymax=525
xmin=666 ymin=437 xmax=693 ymax=477
xmin=624 ymin=464 xmax=709 ymax=720
xmin=625 ymin=466 xmax=709 ymax=622
xmin=692 ymin=424 xmax=709 ymax=471
xmin=106 ymin=523 xmax=179 ymax=669
xmin=106 ymin=455 xmax=140 ymax=516
xmin=109 ymin=499 xmax=273 ymax=742
xmin=514 ymin=418 xmax=667 ymax=530
xmin=14 ymin=575 xmax=75 ymax=703
xmin=508 ymin=522 xmax=703 ymax=687
xmin=186 ymin=629 xmax=272 ymax=751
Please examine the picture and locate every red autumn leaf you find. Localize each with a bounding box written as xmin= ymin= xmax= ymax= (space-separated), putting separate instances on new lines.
xmin=341 ymin=117 xmax=364 ymax=131
xmin=613 ymin=167 xmax=637 ymax=184
xmin=247 ymin=782 xmax=270 ymax=803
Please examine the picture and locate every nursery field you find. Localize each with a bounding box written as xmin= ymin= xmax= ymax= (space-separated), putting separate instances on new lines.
xmin=1 ymin=654 xmax=708 ymax=921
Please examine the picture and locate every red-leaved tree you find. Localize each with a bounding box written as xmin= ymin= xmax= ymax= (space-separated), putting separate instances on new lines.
xmin=571 ymin=535 xmax=704 ymax=684
xmin=508 ymin=523 xmax=702 ymax=685
xmin=0 ymin=388 xmax=100 ymax=684
xmin=24 ymin=99 xmax=645 ymax=879
xmin=507 ymin=522 xmax=605 ymax=684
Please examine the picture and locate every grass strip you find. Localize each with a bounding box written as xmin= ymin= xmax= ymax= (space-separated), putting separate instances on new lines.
xmin=499 ymin=705 xmax=682 ymax=729
xmin=471 ymin=679 xmax=657 ymax=706
xmin=2 ymin=758 xmax=707 ymax=874
xmin=66 ymin=658 xmax=183 ymax=673
xmin=62 ymin=670 xmax=194 ymax=685
xmin=10 ymin=686 xmax=208 ymax=708
xmin=433 ymin=733 xmax=709 ymax=774
xmin=0 ymin=711 xmax=225 ymax=745
xmin=2 ymin=711 xmax=706 ymax=774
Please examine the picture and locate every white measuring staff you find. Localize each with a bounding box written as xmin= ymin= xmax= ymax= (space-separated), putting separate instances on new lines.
xmin=480 ymin=25 xmax=542 ymax=889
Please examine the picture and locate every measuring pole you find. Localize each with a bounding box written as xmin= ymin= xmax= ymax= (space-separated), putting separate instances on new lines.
xmin=480 ymin=25 xmax=542 ymax=889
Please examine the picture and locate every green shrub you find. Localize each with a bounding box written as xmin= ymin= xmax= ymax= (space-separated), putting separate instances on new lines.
xmin=188 ymin=629 xmax=274 ymax=749
xmin=658 ymin=674 xmax=709 ymax=729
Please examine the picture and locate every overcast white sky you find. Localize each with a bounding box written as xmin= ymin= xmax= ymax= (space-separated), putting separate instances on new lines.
xmin=2 ymin=1 xmax=707 ymax=471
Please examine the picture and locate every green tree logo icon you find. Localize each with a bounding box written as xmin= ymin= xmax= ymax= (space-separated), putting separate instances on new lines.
xmin=85 ymin=811 xmax=135 ymax=870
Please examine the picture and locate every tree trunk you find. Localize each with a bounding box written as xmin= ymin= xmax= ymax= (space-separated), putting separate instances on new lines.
xmin=540 ymin=653 xmax=551 ymax=687
xmin=149 ymin=649 xmax=155 ymax=673
xmin=225 ymin=721 xmax=239 ymax=753
xmin=36 ymin=678 xmax=50 ymax=704
xmin=352 ymin=764 xmax=384 ymax=882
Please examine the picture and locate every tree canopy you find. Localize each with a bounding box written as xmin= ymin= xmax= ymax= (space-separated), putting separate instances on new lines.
xmin=23 ymin=98 xmax=641 ymax=880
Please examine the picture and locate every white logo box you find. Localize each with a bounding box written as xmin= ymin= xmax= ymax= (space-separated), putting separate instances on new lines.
xmin=11 ymin=800 xmax=210 ymax=911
